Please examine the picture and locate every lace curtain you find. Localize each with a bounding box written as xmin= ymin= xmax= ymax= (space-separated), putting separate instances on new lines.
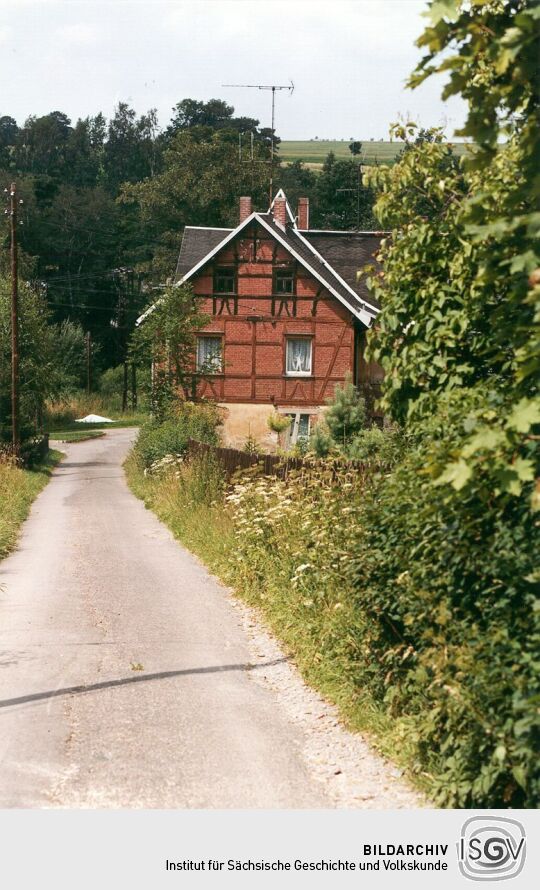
xmin=197 ymin=336 xmax=222 ymax=372
xmin=286 ymin=339 xmax=311 ymax=374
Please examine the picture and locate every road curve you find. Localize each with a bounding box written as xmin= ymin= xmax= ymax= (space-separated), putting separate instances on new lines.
xmin=0 ymin=430 xmax=334 ymax=807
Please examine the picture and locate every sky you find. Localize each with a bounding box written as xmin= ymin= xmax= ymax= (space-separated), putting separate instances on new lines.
xmin=0 ymin=0 xmax=467 ymax=140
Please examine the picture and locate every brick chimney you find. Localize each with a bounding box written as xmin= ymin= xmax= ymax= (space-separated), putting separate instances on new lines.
xmin=297 ymin=196 xmax=309 ymax=230
xmin=239 ymin=196 xmax=252 ymax=223
xmin=273 ymin=196 xmax=287 ymax=229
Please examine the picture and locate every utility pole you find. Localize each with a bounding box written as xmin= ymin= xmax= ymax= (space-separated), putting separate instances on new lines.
xmin=222 ymin=82 xmax=294 ymax=202
xmin=8 ymin=183 xmax=20 ymax=458
xmin=86 ymin=331 xmax=92 ymax=394
xmin=113 ymin=267 xmax=141 ymax=412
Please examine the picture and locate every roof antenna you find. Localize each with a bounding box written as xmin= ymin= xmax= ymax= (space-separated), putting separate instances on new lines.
xmin=222 ymin=81 xmax=294 ymax=203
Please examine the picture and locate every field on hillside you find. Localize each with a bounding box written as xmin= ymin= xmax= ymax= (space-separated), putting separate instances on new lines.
xmin=280 ymin=139 xmax=472 ymax=168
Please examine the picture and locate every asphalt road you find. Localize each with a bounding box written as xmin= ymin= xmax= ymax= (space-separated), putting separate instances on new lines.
xmin=0 ymin=430 xmax=332 ymax=807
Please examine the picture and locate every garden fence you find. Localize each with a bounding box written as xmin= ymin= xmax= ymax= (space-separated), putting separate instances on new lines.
xmin=186 ymin=438 xmax=376 ymax=483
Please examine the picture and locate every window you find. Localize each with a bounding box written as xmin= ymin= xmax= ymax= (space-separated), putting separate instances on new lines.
xmin=286 ymin=338 xmax=312 ymax=375
xmin=214 ymin=267 xmax=235 ymax=294
xmin=285 ymin=413 xmax=311 ymax=447
xmin=197 ymin=336 xmax=223 ymax=373
xmin=274 ymin=269 xmax=295 ymax=295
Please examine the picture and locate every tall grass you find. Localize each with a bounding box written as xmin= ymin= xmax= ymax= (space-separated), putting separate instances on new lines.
xmin=0 ymin=451 xmax=61 ymax=559
xmin=44 ymin=392 xmax=148 ymax=430
xmin=125 ymin=450 xmax=232 ymax=573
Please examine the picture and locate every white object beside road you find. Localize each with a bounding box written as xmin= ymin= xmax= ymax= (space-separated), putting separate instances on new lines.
xmin=75 ymin=414 xmax=114 ymax=424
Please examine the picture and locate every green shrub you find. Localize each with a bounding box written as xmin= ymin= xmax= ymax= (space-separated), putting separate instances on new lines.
xmin=325 ymin=374 xmax=366 ymax=448
xmin=347 ymin=425 xmax=401 ymax=466
xmin=134 ymin=402 xmax=220 ymax=468
xmin=347 ymin=396 xmax=539 ymax=808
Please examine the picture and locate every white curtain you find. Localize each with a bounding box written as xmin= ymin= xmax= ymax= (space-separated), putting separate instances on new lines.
xmin=197 ymin=337 xmax=222 ymax=372
xmin=287 ymin=339 xmax=311 ymax=374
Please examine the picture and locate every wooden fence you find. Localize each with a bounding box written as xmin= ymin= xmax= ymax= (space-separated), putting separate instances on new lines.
xmin=186 ymin=438 xmax=374 ymax=483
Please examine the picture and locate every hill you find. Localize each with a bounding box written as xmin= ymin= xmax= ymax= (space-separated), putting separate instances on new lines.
xmin=280 ymin=139 xmax=472 ymax=169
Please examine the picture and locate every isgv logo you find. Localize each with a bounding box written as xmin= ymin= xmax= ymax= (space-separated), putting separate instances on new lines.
xmin=458 ymin=816 xmax=526 ymax=882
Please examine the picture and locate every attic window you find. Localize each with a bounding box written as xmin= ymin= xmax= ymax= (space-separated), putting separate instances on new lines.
xmin=274 ymin=269 xmax=295 ymax=296
xmin=214 ymin=267 xmax=235 ymax=294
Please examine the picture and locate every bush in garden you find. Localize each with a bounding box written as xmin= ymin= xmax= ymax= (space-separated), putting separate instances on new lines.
xmin=134 ymin=402 xmax=220 ymax=468
xmin=324 ymin=374 xmax=366 ymax=449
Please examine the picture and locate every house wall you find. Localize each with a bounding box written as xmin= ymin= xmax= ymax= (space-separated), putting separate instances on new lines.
xmin=187 ymin=222 xmax=380 ymax=448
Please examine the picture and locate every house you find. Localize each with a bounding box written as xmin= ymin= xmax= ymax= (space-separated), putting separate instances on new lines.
xmin=172 ymin=190 xmax=384 ymax=450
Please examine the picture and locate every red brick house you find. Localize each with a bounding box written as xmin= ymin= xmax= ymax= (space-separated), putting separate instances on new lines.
xmin=150 ymin=190 xmax=383 ymax=449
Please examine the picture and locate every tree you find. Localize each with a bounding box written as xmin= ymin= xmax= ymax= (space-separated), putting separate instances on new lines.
xmin=15 ymin=111 xmax=72 ymax=177
xmin=54 ymin=319 xmax=90 ymax=392
xmin=364 ymin=0 xmax=539 ymax=497
xmin=352 ymin=0 xmax=540 ymax=807
xmin=324 ymin=375 xmax=366 ymax=448
xmin=349 ymin=140 xmax=362 ymax=155
xmin=129 ymin=284 xmax=208 ymax=419
xmin=104 ymin=103 xmax=162 ymax=193
xmin=166 ymin=98 xmax=266 ymax=145
xmin=274 ymin=160 xmax=317 ymax=214
xmin=0 ymin=279 xmax=59 ymax=441
xmin=0 ymin=116 xmax=18 ymax=168
xmin=120 ymin=129 xmax=271 ymax=277
xmin=313 ymin=152 xmax=376 ymax=229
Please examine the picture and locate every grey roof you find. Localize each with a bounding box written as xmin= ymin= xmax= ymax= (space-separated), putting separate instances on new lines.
xmin=302 ymin=231 xmax=383 ymax=310
xmin=175 ymin=226 xmax=232 ymax=281
xmin=170 ymin=212 xmax=383 ymax=326
xmin=259 ymin=214 xmax=380 ymax=316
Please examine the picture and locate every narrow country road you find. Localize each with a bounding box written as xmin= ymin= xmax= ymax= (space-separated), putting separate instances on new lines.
xmin=0 ymin=430 xmax=421 ymax=808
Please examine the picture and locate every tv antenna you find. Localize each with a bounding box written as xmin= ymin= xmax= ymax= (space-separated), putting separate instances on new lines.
xmin=222 ymin=81 xmax=294 ymax=201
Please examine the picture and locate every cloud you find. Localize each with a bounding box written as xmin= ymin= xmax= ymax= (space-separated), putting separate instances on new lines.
xmin=56 ymin=22 xmax=101 ymax=45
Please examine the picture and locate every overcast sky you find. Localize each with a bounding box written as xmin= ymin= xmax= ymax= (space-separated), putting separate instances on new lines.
xmin=0 ymin=0 xmax=467 ymax=140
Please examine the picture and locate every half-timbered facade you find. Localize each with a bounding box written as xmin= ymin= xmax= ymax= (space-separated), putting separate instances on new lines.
xmin=164 ymin=191 xmax=383 ymax=449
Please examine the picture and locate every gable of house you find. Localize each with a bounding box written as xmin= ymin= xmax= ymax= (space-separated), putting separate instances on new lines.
xmin=139 ymin=193 xmax=384 ymax=449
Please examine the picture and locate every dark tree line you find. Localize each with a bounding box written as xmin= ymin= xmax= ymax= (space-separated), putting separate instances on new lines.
xmin=0 ymin=98 xmax=375 ymax=372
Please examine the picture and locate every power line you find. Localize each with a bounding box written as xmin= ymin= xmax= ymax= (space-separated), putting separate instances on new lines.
xmin=6 ymin=183 xmax=20 ymax=456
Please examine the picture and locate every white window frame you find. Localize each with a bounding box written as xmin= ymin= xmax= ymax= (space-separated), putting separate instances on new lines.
xmin=284 ymin=412 xmax=312 ymax=447
xmin=285 ymin=337 xmax=313 ymax=376
xmin=196 ymin=335 xmax=223 ymax=374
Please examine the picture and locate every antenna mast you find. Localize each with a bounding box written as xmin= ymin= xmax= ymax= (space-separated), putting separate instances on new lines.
xmin=222 ymin=81 xmax=294 ymax=202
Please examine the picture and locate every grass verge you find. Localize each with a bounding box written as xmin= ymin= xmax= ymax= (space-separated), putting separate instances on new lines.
xmin=0 ymin=450 xmax=62 ymax=560
xmin=50 ymin=430 xmax=105 ymax=443
xmin=124 ymin=452 xmax=429 ymax=799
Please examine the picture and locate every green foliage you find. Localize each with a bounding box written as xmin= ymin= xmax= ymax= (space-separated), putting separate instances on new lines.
xmin=363 ymin=0 xmax=539 ymax=503
xmin=98 ymin=364 xmax=125 ymax=400
xmin=55 ymin=319 xmax=90 ymax=392
xmin=267 ymin=413 xmax=292 ymax=434
xmin=309 ymin=419 xmax=333 ymax=458
xmin=347 ymin=425 xmax=401 ymax=465
xmin=129 ymin=284 xmax=209 ymax=420
xmin=324 ymin=375 xmax=367 ymax=448
xmin=243 ymin=434 xmax=259 ymax=455
xmin=0 ymin=279 xmax=61 ymax=443
xmin=120 ymin=129 xmax=272 ymax=274
xmin=134 ymin=402 xmax=220 ymax=468
xmin=347 ymin=0 xmax=540 ymax=805
xmin=347 ymin=398 xmax=539 ymax=807
xmin=312 ymin=152 xmax=376 ymax=229
xmin=0 ymin=450 xmax=61 ymax=559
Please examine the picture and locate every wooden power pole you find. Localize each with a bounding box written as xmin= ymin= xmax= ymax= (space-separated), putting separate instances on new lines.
xmin=9 ymin=183 xmax=20 ymax=458
xmin=86 ymin=331 xmax=92 ymax=394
